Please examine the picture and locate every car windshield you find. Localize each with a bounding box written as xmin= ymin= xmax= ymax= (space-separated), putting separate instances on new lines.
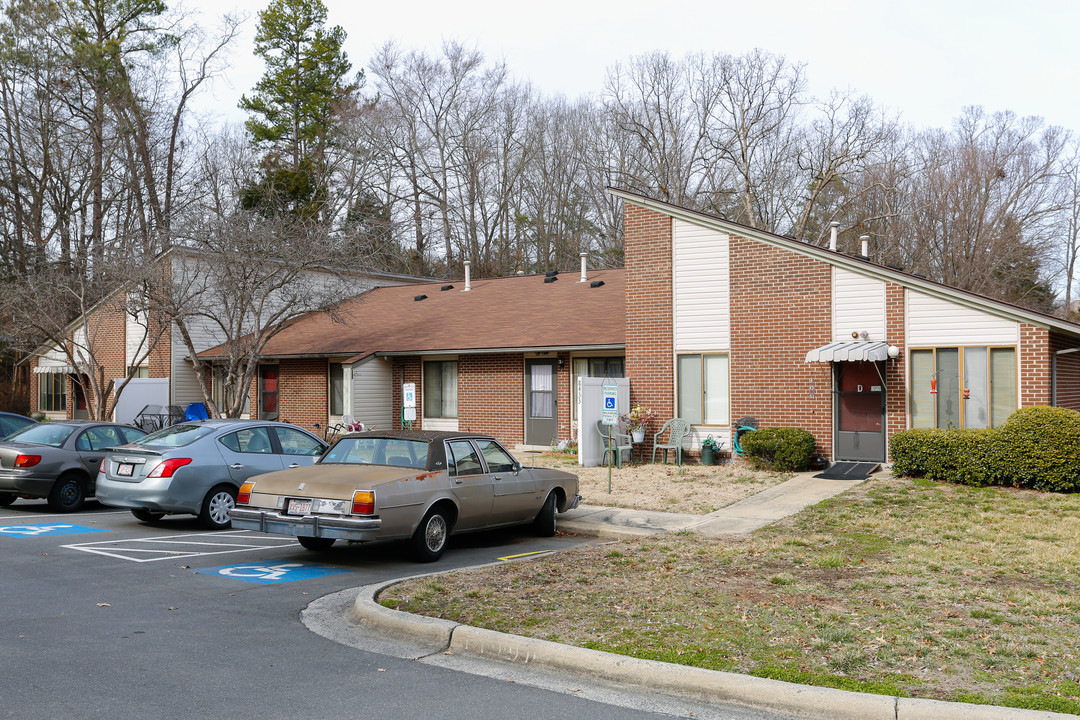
xmin=137 ymin=424 xmax=215 ymax=448
xmin=321 ymin=437 xmax=429 ymax=469
xmin=3 ymin=423 xmax=75 ymax=448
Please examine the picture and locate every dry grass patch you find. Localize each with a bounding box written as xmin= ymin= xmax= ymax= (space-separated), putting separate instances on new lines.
xmin=522 ymin=452 xmax=789 ymax=514
xmin=382 ymin=476 xmax=1080 ymax=714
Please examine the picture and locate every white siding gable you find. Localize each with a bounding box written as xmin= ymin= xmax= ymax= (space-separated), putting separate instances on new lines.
xmin=125 ymin=294 xmax=149 ymax=368
xmin=833 ymin=267 xmax=886 ymax=342
xmin=907 ymin=290 xmax=1019 ymax=346
xmin=673 ymin=219 xmax=730 ymax=351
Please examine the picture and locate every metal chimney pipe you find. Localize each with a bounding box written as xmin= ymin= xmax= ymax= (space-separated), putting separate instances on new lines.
xmin=860 ymin=235 xmax=870 ymax=258
xmin=463 ymin=260 xmax=472 ymax=291
xmin=579 ymin=252 xmax=588 ymax=282
xmin=829 ymin=221 xmax=839 ymax=251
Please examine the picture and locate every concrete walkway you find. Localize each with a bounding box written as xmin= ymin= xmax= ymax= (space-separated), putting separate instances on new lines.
xmin=558 ymin=470 xmax=862 ymax=539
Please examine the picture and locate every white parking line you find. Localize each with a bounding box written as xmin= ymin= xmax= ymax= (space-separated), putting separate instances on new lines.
xmin=1 ymin=510 xmax=130 ymax=520
xmin=62 ymin=530 xmax=299 ymax=563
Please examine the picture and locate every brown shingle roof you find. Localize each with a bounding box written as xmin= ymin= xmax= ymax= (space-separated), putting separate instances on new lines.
xmin=198 ymin=269 xmax=625 ymax=362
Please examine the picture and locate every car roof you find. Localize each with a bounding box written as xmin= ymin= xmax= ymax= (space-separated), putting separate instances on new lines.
xmin=340 ymin=429 xmax=496 ymax=443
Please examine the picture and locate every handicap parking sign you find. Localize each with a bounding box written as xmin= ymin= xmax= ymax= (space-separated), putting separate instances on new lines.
xmin=196 ymin=559 xmax=354 ymax=585
xmin=0 ymin=523 xmax=107 ymax=538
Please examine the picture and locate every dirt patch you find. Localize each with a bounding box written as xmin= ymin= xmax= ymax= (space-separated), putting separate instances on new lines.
xmin=521 ymin=452 xmax=789 ymax=514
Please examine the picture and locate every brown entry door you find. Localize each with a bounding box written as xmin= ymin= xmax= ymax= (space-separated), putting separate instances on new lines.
xmin=834 ymin=362 xmax=885 ymax=462
xmin=525 ymin=359 xmax=557 ymax=447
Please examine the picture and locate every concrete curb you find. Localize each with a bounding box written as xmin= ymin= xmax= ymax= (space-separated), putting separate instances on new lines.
xmin=354 ymin=578 xmax=1073 ymax=720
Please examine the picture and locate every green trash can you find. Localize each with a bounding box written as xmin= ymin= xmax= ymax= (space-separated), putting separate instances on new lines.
xmin=701 ymin=445 xmax=717 ymax=466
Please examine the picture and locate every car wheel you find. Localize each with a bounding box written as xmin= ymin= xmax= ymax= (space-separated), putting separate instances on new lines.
xmin=531 ymin=492 xmax=557 ymax=537
xmin=0 ymin=492 xmax=16 ymax=507
xmin=47 ymin=474 xmax=86 ymax=513
xmin=410 ymin=508 xmax=450 ymax=563
xmin=131 ymin=508 xmax=165 ymax=523
xmin=297 ymin=536 xmax=335 ymax=551
xmin=198 ymin=484 xmax=237 ymax=530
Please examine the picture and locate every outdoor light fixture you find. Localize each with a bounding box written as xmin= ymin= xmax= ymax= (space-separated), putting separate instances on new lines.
xmin=887 ymin=345 xmax=900 ymax=358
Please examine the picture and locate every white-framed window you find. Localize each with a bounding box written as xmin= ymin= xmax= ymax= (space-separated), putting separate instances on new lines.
xmin=423 ymin=360 xmax=458 ymax=419
xmin=677 ymin=353 xmax=730 ymax=426
xmin=128 ymin=365 xmax=149 ymax=378
xmin=39 ymin=373 xmax=67 ymax=413
xmin=910 ymin=346 xmax=1016 ymax=429
xmin=212 ymin=367 xmax=239 ymax=413
xmin=329 ymin=362 xmax=345 ymax=416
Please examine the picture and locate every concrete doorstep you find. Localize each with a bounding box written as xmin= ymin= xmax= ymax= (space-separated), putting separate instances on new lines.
xmin=351 ymin=578 xmax=1071 ymax=720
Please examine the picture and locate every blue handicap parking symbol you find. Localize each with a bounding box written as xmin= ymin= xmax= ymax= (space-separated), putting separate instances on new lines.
xmin=196 ymin=559 xmax=354 ymax=585
xmin=0 ymin=523 xmax=107 ymax=538
xmin=605 ymin=397 xmax=616 ymax=409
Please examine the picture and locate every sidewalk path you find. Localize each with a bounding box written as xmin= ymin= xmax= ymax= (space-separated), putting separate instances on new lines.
xmin=558 ymin=470 xmax=864 ymax=539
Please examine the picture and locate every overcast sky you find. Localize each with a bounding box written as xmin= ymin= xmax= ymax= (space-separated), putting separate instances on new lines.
xmin=188 ymin=0 xmax=1079 ymax=133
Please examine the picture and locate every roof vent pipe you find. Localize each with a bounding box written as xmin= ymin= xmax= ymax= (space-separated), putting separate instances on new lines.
xmin=829 ymin=221 xmax=839 ymax=251
xmin=463 ymin=260 xmax=471 ymax=291
xmin=579 ymin=252 xmax=588 ymax=282
xmin=860 ymin=235 xmax=870 ymax=258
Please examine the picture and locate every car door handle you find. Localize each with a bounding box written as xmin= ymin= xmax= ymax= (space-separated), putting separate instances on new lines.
xmin=230 ymin=463 xmax=245 ymax=469
xmin=87 ymin=457 xmax=102 ymax=464
xmin=288 ymin=463 xmax=300 ymax=468
xmin=491 ymin=475 xmax=501 ymax=481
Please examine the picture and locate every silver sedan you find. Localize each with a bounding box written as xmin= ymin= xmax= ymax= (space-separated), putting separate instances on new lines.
xmin=97 ymin=419 xmax=327 ymax=529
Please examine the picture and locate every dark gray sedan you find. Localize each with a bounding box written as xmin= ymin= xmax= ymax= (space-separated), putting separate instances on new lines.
xmin=0 ymin=421 xmax=148 ymax=511
xmin=97 ymin=420 xmax=327 ymax=529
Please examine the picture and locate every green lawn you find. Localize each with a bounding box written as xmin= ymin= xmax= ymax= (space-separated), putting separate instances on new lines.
xmin=381 ymin=475 xmax=1080 ymax=714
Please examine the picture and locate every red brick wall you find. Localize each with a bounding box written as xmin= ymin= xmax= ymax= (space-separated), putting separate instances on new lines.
xmin=623 ymin=204 xmax=674 ymax=437
xmin=380 ymin=353 xmax=575 ymax=447
xmin=1051 ymin=332 xmax=1080 ymax=411
xmin=884 ymin=283 xmax=907 ymax=456
xmin=277 ymin=358 xmax=328 ymax=433
xmin=1020 ymin=323 xmax=1050 ymax=407
xmin=729 ymin=235 xmax=834 ymax=457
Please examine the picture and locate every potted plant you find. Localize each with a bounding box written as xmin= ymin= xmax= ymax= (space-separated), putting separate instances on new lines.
xmin=622 ymin=404 xmax=657 ymax=443
xmin=701 ymin=435 xmax=720 ymax=466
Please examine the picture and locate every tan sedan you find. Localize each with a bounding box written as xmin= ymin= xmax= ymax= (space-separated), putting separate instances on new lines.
xmin=229 ymin=430 xmax=581 ymax=562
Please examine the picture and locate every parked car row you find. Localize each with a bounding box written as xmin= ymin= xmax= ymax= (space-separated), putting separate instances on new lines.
xmin=0 ymin=419 xmax=581 ymax=563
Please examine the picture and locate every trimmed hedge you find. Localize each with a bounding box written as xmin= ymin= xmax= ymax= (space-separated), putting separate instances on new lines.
xmin=889 ymin=406 xmax=1080 ymax=492
xmin=741 ymin=427 xmax=816 ymax=471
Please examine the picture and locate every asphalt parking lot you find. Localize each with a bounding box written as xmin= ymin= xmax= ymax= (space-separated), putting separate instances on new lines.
xmin=3 ymin=498 xmax=679 ymax=720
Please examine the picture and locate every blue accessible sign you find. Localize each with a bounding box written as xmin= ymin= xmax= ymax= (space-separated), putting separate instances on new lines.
xmin=196 ymin=559 xmax=354 ymax=585
xmin=0 ymin=523 xmax=107 ymax=538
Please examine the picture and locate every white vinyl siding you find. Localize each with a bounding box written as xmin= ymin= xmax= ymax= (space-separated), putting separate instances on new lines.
xmin=171 ymin=317 xmax=225 ymax=407
xmin=833 ymin=267 xmax=886 ymax=341
xmin=350 ymin=359 xmax=392 ymax=429
xmin=673 ymin=220 xmax=730 ymax=351
xmin=125 ymin=295 xmax=149 ymax=369
xmin=907 ymin=290 xmax=1019 ymax=345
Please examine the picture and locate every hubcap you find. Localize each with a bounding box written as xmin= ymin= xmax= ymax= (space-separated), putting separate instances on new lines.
xmin=208 ymin=492 xmax=235 ymax=525
xmin=425 ymin=515 xmax=446 ymax=552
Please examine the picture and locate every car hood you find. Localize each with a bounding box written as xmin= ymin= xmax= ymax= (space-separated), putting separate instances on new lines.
xmin=248 ymin=463 xmax=429 ymax=497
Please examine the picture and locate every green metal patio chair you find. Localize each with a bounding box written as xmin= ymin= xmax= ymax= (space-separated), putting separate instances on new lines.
xmin=652 ymin=417 xmax=690 ymax=465
xmin=596 ymin=419 xmax=632 ymax=468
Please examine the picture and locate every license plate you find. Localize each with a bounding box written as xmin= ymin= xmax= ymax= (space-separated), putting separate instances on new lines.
xmin=117 ymin=463 xmax=134 ymax=477
xmin=287 ymin=498 xmax=312 ymax=515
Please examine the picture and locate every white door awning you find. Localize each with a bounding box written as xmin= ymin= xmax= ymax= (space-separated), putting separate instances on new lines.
xmin=805 ymin=341 xmax=890 ymax=363
xmin=33 ymin=365 xmax=78 ymax=374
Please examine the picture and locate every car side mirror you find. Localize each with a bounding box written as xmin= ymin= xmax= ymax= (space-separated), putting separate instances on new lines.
xmin=512 ymin=461 xmax=522 ymax=473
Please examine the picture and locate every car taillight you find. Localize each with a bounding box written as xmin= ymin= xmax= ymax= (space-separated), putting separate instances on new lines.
xmin=351 ymin=490 xmax=374 ymax=515
xmin=14 ymin=454 xmax=40 ymax=468
xmin=98 ymin=458 xmax=106 ymax=473
xmin=238 ymin=481 xmax=255 ymax=505
xmin=147 ymin=458 xmax=192 ymax=478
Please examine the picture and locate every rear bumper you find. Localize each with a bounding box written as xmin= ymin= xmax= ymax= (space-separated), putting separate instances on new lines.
xmin=230 ymin=507 xmax=382 ymax=542
xmin=0 ymin=471 xmax=55 ymax=497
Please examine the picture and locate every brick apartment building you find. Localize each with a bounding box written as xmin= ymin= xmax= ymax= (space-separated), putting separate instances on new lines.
xmin=28 ymin=192 xmax=1080 ymax=464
